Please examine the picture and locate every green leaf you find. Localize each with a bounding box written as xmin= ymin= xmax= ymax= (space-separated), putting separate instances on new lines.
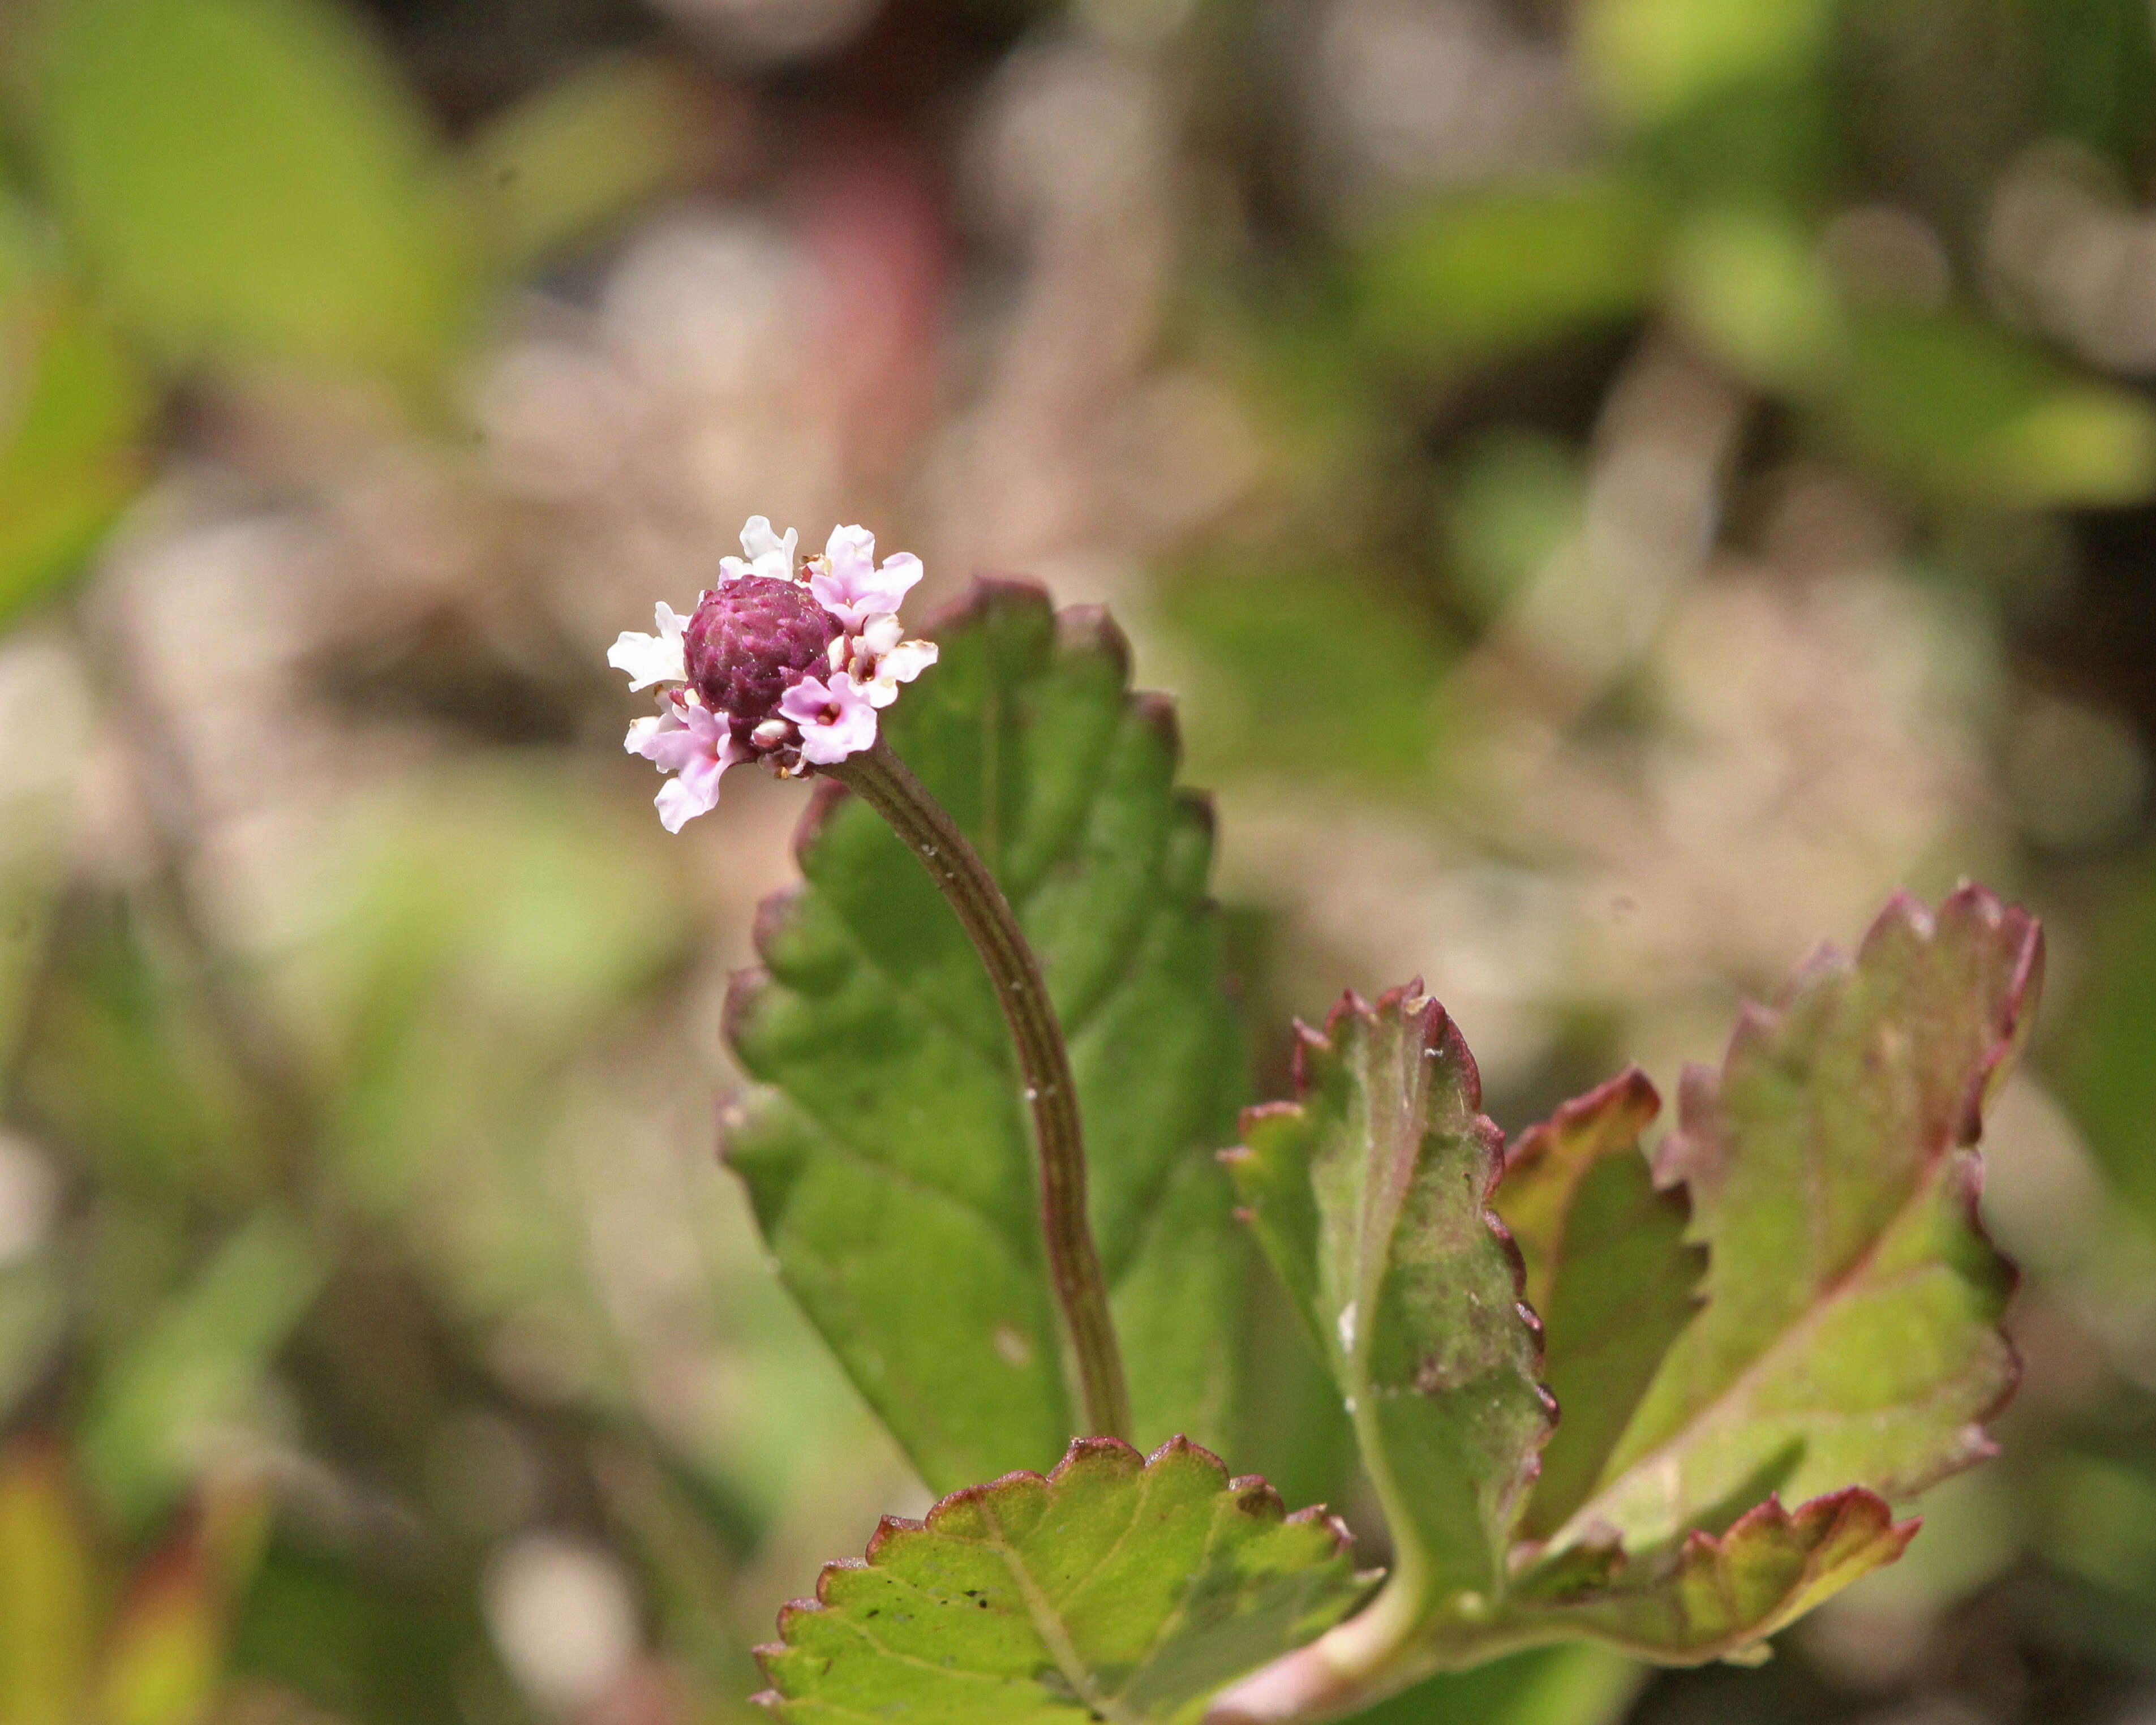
xmin=1580 ymin=0 xmax=1833 ymax=128
xmin=1359 ymin=179 xmax=1665 ymax=364
xmin=0 ymin=1440 xmax=97 ymax=1725
xmin=82 ymin=1211 xmax=326 ymax=1530
xmin=463 ymin=54 xmax=708 ymax=273
xmin=754 ymin=1436 xmax=1366 ymax=1724
xmin=2058 ymin=857 xmax=2156 ymax=1230
xmin=1494 ymin=1070 xmax=1699 ymax=1543
xmin=726 ymin=581 xmax=1249 ymax=1492
xmin=1156 ymin=560 xmax=1451 ymax=784
xmin=32 ymin=0 xmax=471 ymax=382
xmin=1552 ymin=885 xmax=2041 ymax=1554
xmin=1513 ymin=1488 xmax=1914 ymax=1664
xmin=1667 ymin=207 xmax=1843 ymax=391
xmin=1831 ymin=311 xmax=2156 ymax=507
xmin=0 ymin=200 xmax=150 ymax=630
xmin=1222 ymin=985 xmax=1551 ymax=1606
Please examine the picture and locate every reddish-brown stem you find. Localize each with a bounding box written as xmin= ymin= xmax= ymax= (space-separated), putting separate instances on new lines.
xmin=826 ymin=737 xmax=1133 ymax=1444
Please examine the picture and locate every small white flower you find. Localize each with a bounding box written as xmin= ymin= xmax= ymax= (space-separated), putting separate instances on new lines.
xmin=607 ymin=602 xmax=690 ymax=691
xmin=811 ymin=524 xmax=924 ymax=628
xmin=718 ymin=514 xmax=800 ymax=585
xmin=779 ymin=672 xmax=880 ymax=765
xmin=625 ymin=692 xmax=745 ymax=831
xmin=863 ymin=636 xmax=938 ymax=709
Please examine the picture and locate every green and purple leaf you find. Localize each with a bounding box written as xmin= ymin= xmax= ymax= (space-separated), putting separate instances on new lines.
xmin=1213 ymin=886 xmax=2039 ymax=1707
xmin=1549 ymin=885 xmax=2041 ymax=1554
xmin=754 ymin=1437 xmax=1367 ymax=1724
xmin=1515 ymin=1489 xmax=1916 ymax=1664
xmin=725 ymin=581 xmax=1249 ymax=1492
xmin=1494 ymin=1070 xmax=1700 ymax=1543
xmin=1222 ymin=985 xmax=1551 ymax=1605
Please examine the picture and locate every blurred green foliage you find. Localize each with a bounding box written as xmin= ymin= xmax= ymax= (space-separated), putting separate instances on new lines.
xmin=31 ymin=0 xmax=474 ymax=381
xmin=0 ymin=195 xmax=146 ymax=629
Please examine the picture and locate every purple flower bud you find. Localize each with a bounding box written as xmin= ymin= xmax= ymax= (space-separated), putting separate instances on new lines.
xmin=683 ymin=576 xmax=844 ymax=744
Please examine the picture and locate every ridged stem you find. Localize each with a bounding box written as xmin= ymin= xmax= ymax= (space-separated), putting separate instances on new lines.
xmin=826 ymin=737 xmax=1133 ymax=1444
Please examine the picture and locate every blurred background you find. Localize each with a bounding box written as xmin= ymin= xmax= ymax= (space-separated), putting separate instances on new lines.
xmin=2 ymin=0 xmax=2155 ymax=1720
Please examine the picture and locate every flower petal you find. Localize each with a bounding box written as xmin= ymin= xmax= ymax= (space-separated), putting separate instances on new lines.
xmin=879 ymin=638 xmax=938 ymax=685
xmin=607 ymin=602 xmax=690 ymax=690
xmin=740 ymin=515 xmax=800 ymax=581
xmin=869 ymin=551 xmax=924 ymax=610
xmin=864 ymin=638 xmax=938 ymax=707
xmin=655 ymin=753 xmax=728 ymax=831
xmin=824 ymin=522 xmax=876 ymax=574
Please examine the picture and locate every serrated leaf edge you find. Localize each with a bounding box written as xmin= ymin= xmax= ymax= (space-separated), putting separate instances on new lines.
xmin=751 ymin=1434 xmax=1359 ymax=1718
xmin=1229 ymin=980 xmax=1556 ymax=1595
xmin=1518 ymin=1485 xmax=1918 ymax=1664
xmin=1556 ymin=882 xmax=2042 ymax=1550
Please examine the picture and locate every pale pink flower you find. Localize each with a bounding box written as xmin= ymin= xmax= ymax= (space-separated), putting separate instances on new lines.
xmin=779 ymin=672 xmax=879 ymax=765
xmin=625 ymin=694 xmax=746 ymax=831
xmin=811 ymin=524 xmax=924 ymax=628
xmin=607 ymin=602 xmax=690 ymax=691
xmin=856 ymin=613 xmax=939 ymax=708
xmin=718 ymin=515 xmax=800 ymax=585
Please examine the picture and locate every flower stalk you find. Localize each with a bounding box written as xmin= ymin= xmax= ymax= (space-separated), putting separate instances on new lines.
xmin=827 ymin=737 xmax=1133 ymax=1445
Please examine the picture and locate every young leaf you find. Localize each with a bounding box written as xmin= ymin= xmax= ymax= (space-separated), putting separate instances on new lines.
xmin=34 ymin=0 xmax=471 ymax=381
xmin=0 ymin=204 xmax=149 ymax=631
xmin=1216 ymin=887 xmax=2039 ymax=1713
xmin=726 ymin=581 xmax=1249 ymax=1492
xmin=0 ymin=1440 xmax=96 ymax=1725
xmin=1551 ymin=885 xmax=2041 ymax=1553
xmin=81 ymin=1211 xmax=325 ymax=1531
xmin=1493 ymin=1070 xmax=1700 ymax=1541
xmin=1222 ymin=985 xmax=1550 ymax=1606
xmin=754 ymin=1437 xmax=1365 ymax=1725
xmin=92 ymin=1544 xmax=222 ymax=1725
xmin=1514 ymin=1488 xmax=1914 ymax=1664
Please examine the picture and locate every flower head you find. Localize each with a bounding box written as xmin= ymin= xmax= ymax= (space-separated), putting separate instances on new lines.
xmin=609 ymin=515 xmax=940 ymax=828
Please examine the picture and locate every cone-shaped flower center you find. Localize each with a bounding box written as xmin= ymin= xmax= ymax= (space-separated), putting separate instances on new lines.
xmin=683 ymin=576 xmax=843 ymax=743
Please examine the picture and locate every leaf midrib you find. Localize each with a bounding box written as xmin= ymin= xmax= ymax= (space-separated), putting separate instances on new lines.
xmin=976 ymin=1490 xmax=1151 ymax=1725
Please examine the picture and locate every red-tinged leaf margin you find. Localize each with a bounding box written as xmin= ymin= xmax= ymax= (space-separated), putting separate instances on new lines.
xmin=1225 ymin=980 xmax=1554 ymax=1603
xmin=1517 ymin=1487 xmax=1917 ymax=1665
xmin=1570 ymin=883 xmax=2043 ymax=1546
xmin=1657 ymin=884 xmax=2045 ymax=1204
xmin=1496 ymin=1065 xmax=1667 ymax=1314
xmin=1496 ymin=1067 xmax=1702 ymax=1545
xmin=754 ymin=1435 xmax=1362 ymax=1719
